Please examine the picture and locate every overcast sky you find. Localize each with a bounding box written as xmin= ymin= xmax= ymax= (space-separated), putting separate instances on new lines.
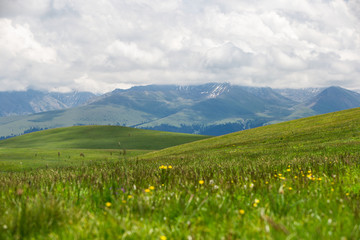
xmin=0 ymin=0 xmax=359 ymax=93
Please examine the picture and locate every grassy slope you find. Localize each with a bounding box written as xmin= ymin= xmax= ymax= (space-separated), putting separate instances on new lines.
xmin=0 ymin=125 xmax=211 ymax=150
xmin=142 ymin=107 xmax=360 ymax=160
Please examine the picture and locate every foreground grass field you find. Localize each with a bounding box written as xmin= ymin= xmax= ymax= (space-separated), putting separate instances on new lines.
xmin=1 ymin=108 xmax=360 ymax=239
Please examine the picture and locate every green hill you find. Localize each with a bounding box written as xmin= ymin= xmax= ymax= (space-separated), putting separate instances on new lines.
xmin=142 ymin=107 xmax=360 ymax=160
xmin=0 ymin=125 xmax=211 ymax=150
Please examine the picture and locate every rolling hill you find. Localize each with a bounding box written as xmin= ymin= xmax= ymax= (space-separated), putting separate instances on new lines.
xmin=0 ymin=125 xmax=211 ymax=150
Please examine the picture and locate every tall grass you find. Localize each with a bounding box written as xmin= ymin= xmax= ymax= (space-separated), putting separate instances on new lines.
xmin=0 ymin=152 xmax=359 ymax=239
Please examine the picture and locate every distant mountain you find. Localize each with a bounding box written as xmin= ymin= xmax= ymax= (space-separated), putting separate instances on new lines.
xmin=0 ymin=90 xmax=96 ymax=117
xmin=305 ymin=86 xmax=360 ymax=114
xmin=0 ymin=84 xmax=359 ymax=138
xmin=274 ymin=88 xmax=324 ymax=103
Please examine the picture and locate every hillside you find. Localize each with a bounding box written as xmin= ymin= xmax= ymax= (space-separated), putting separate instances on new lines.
xmin=142 ymin=107 xmax=360 ymax=160
xmin=0 ymin=125 xmax=211 ymax=150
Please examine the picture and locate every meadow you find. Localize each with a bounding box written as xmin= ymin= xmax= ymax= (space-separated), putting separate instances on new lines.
xmin=0 ymin=109 xmax=360 ymax=239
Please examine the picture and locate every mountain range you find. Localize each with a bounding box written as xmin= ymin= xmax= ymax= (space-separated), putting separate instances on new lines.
xmin=0 ymin=83 xmax=360 ymax=138
xmin=0 ymin=90 xmax=96 ymax=117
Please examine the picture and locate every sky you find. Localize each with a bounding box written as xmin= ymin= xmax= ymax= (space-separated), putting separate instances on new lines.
xmin=0 ymin=0 xmax=359 ymax=93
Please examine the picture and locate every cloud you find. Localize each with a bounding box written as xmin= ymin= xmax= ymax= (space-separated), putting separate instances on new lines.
xmin=0 ymin=0 xmax=359 ymax=93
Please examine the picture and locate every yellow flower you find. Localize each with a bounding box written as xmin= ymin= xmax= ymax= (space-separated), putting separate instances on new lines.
xmin=168 ymin=165 xmax=173 ymax=169
xmin=199 ymin=180 xmax=204 ymax=185
xmin=288 ymin=187 xmax=293 ymax=190
xmin=278 ymin=173 xmax=282 ymax=176
xmin=286 ymin=169 xmax=291 ymax=172
xmin=294 ymin=176 xmax=298 ymax=179
xmin=253 ymin=203 xmax=258 ymax=207
xmin=128 ymin=195 xmax=133 ymax=199
xmin=105 ymin=202 xmax=112 ymax=207
xmin=346 ymin=193 xmax=350 ymax=196
xmin=265 ymin=181 xmax=269 ymax=184
xmin=145 ymin=189 xmax=150 ymax=193
xmin=318 ymin=178 xmax=322 ymax=181
xmin=254 ymin=199 xmax=260 ymax=204
xmin=149 ymin=186 xmax=155 ymax=190
xmin=160 ymin=236 xmax=167 ymax=240
xmin=331 ymin=188 xmax=334 ymax=192
xmin=239 ymin=209 xmax=245 ymax=215
xmin=122 ymin=200 xmax=127 ymax=204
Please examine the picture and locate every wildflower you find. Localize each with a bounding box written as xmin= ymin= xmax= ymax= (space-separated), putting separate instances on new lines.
xmin=239 ymin=209 xmax=245 ymax=215
xmin=318 ymin=178 xmax=322 ymax=181
xmin=105 ymin=202 xmax=112 ymax=207
xmin=145 ymin=189 xmax=150 ymax=193
xmin=160 ymin=236 xmax=167 ymax=240
xmin=288 ymin=187 xmax=293 ymax=190
xmin=199 ymin=180 xmax=204 ymax=185
xmin=159 ymin=165 xmax=165 ymax=169
xmin=331 ymin=188 xmax=334 ymax=192
xmin=149 ymin=186 xmax=155 ymax=190
xmin=254 ymin=199 xmax=260 ymax=204
xmin=128 ymin=195 xmax=133 ymax=199
xmin=346 ymin=193 xmax=350 ymax=196
xmin=278 ymin=173 xmax=282 ymax=176
xmin=286 ymin=169 xmax=291 ymax=172
xmin=265 ymin=181 xmax=268 ymax=184
xmin=168 ymin=165 xmax=173 ymax=169
xmin=122 ymin=200 xmax=127 ymax=204
xmin=253 ymin=203 xmax=258 ymax=207
xmin=294 ymin=176 xmax=298 ymax=179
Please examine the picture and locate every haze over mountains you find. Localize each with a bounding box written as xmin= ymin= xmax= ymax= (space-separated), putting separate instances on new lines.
xmin=0 ymin=83 xmax=360 ymax=138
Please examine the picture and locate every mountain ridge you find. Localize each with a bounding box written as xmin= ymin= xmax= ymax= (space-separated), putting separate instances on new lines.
xmin=0 ymin=83 xmax=359 ymax=137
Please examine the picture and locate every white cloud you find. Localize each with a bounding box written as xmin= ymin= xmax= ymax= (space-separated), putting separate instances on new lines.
xmin=0 ymin=0 xmax=359 ymax=93
xmin=0 ymin=19 xmax=56 ymax=63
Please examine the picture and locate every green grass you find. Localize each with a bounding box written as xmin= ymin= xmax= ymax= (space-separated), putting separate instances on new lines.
xmin=0 ymin=125 xmax=211 ymax=150
xmin=0 ymin=125 xmax=210 ymax=172
xmin=1 ymin=108 xmax=360 ymax=239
